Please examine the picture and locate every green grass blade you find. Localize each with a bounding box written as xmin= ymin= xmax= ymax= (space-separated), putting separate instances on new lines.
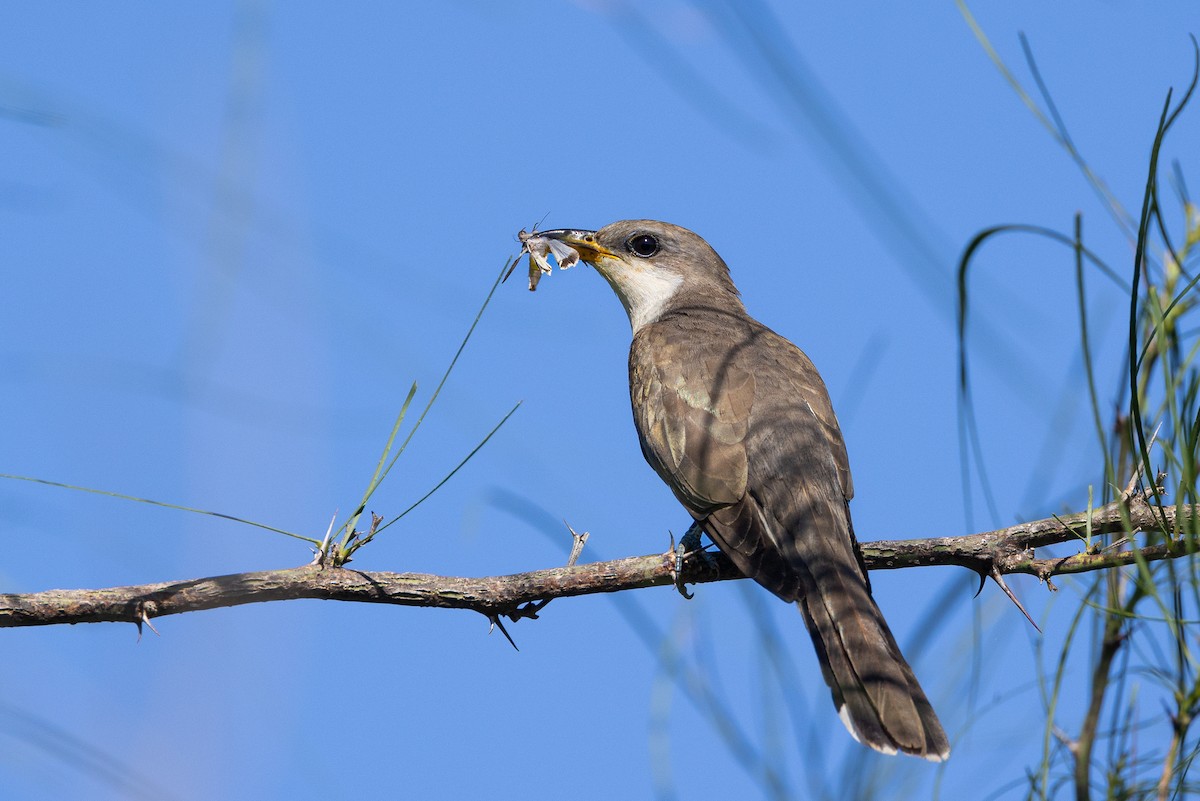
xmin=0 ymin=473 xmax=317 ymax=544
xmin=1074 ymin=215 xmax=1119 ymax=499
xmin=376 ymin=401 xmax=521 ymax=534
xmin=1129 ymin=92 xmax=1177 ymax=527
xmin=336 ymin=256 xmax=519 ymax=560
xmin=339 ymin=381 xmax=419 ymax=550
xmin=378 ymin=258 xmax=516 ymax=482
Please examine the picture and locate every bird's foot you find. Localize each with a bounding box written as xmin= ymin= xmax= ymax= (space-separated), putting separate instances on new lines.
xmin=669 ymin=522 xmax=712 ymax=600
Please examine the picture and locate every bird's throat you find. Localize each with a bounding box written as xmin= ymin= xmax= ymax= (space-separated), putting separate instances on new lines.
xmin=596 ymin=262 xmax=684 ymax=334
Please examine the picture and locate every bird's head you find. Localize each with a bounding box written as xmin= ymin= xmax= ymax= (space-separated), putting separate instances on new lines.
xmin=536 ymin=220 xmax=742 ymax=333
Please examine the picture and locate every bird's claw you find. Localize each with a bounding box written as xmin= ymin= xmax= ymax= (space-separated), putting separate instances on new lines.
xmin=669 ymin=522 xmax=708 ymax=599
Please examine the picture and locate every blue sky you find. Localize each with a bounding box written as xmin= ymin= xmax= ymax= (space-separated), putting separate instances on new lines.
xmin=2 ymin=2 xmax=1197 ymax=799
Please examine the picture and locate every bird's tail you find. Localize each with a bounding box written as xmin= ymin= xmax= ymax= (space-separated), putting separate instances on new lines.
xmin=797 ymin=556 xmax=950 ymax=761
xmin=702 ymin=489 xmax=948 ymax=759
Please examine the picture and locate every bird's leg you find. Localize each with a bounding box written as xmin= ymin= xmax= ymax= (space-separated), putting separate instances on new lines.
xmin=671 ymin=520 xmax=711 ymax=599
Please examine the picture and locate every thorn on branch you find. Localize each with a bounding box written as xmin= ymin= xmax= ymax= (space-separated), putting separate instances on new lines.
xmin=1101 ymin=536 xmax=1131 ymax=553
xmin=481 ymin=522 xmax=594 ymax=649
xmin=1052 ymin=725 xmax=1079 ymax=756
xmin=311 ymin=512 xmax=339 ymax=567
xmin=135 ymin=602 xmax=160 ymax=641
xmin=989 ymin=564 xmax=1041 ymax=633
xmin=565 ymin=523 xmax=588 ymax=567
xmin=1121 ymin=423 xmax=1163 ymax=502
xmin=487 ymin=614 xmax=519 ymax=651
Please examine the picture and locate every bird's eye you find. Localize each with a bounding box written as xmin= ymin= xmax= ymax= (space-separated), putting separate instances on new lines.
xmin=627 ymin=234 xmax=659 ymax=258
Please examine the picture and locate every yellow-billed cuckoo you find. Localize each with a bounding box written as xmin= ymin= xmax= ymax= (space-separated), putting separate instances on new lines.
xmin=535 ymin=220 xmax=949 ymax=760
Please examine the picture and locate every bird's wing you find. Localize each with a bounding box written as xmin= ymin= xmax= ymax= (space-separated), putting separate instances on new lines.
xmin=757 ymin=329 xmax=854 ymax=501
xmin=630 ymin=314 xmax=851 ymax=512
xmin=629 ymin=316 xmax=753 ymax=517
xmin=701 ymin=322 xmax=864 ymax=602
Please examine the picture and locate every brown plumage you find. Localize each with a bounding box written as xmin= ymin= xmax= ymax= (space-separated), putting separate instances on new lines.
xmin=538 ymin=220 xmax=949 ymax=760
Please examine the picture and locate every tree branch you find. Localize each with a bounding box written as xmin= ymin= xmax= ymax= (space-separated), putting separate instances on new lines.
xmin=3 ymin=497 xmax=1197 ymax=629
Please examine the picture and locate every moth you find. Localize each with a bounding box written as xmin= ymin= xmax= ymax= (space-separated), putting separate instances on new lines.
xmin=506 ymin=227 xmax=582 ymax=291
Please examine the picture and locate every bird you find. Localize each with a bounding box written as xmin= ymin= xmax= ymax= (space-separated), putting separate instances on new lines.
xmin=532 ymin=220 xmax=949 ymax=760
